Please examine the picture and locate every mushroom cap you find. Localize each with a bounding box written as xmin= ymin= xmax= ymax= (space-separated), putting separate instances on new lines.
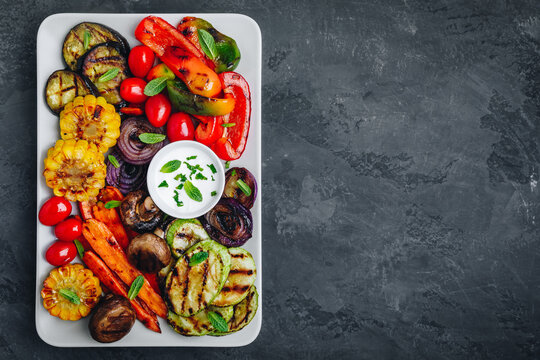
xmin=127 ymin=233 xmax=172 ymax=273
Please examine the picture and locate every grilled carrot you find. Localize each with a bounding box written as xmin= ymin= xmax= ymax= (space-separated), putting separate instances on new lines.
xmin=92 ymin=202 xmax=130 ymax=250
xmin=82 ymin=219 xmax=168 ymax=318
xmin=83 ymin=250 xmax=161 ymax=333
xmin=78 ymin=201 xmax=94 ymax=221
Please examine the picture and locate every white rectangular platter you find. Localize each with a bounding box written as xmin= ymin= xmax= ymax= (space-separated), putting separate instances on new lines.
xmin=36 ymin=13 xmax=261 ymax=347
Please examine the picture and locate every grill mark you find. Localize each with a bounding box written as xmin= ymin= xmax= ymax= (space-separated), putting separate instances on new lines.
xmin=229 ymin=269 xmax=253 ymax=275
xmin=230 ymin=253 xmax=246 ymax=259
xmin=181 ymin=258 xmax=190 ymax=314
xmin=89 ymin=55 xmax=123 ymax=63
xmin=93 ymin=105 xmax=103 ymax=119
xmin=197 ymin=261 xmax=209 ymax=310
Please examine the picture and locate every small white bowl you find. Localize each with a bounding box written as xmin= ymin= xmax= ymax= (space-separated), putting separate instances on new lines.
xmin=147 ymin=140 xmax=225 ymax=219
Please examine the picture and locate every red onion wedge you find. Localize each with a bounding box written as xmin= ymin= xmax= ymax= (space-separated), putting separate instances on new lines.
xmin=117 ymin=117 xmax=165 ymax=165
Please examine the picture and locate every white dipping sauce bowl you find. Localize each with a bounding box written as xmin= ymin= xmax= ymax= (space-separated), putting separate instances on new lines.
xmin=147 ymin=140 xmax=225 ymax=219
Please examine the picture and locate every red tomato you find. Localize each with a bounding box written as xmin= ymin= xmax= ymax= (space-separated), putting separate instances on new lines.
xmin=167 ymin=113 xmax=195 ymax=142
xmin=45 ymin=241 xmax=77 ymax=266
xmin=145 ymin=94 xmax=171 ymax=127
xmin=120 ymin=78 xmax=148 ymax=104
xmin=39 ymin=196 xmax=72 ymax=226
xmin=54 ymin=217 xmax=82 ymax=242
xmin=128 ymin=45 xmax=155 ymax=78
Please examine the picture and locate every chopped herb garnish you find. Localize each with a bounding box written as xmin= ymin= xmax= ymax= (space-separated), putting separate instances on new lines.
xmin=174 ymin=173 xmax=187 ymax=182
xmin=237 ymin=179 xmax=252 ymax=196
xmin=207 ymin=164 xmax=217 ymax=174
xmin=108 ymin=154 xmax=120 ymax=168
xmin=173 ymin=190 xmax=184 ymax=207
xmin=186 ymin=155 xmax=197 ymax=160
xmin=211 ymin=191 xmax=217 ymax=196
xmin=195 ymin=172 xmax=208 ymax=180
xmin=211 ymin=175 xmax=215 ymax=181
xmin=176 ymin=183 xmax=184 ymax=190
xmin=231 ymin=169 xmax=237 ymax=176
xmin=225 ymin=161 xmax=231 ymax=169
xmin=158 ymin=180 xmax=168 ymax=188
xmin=221 ymin=123 xmax=236 ymax=127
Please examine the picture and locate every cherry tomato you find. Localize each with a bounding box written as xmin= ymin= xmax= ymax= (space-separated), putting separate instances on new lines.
xmin=45 ymin=240 xmax=77 ymax=266
xmin=128 ymin=45 xmax=155 ymax=78
xmin=120 ymin=78 xmax=148 ymax=104
xmin=39 ymin=196 xmax=72 ymax=226
xmin=167 ymin=113 xmax=195 ymax=142
xmin=54 ymin=217 xmax=82 ymax=242
xmin=145 ymin=94 xmax=171 ymax=127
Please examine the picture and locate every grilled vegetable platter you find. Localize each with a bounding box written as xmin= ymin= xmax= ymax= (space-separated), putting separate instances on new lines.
xmin=36 ymin=14 xmax=261 ymax=347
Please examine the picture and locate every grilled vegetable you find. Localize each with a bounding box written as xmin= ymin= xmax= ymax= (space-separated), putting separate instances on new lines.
xmin=167 ymin=305 xmax=233 ymax=336
xmin=165 ymin=218 xmax=211 ymax=258
xmin=116 ymin=117 xmax=166 ymax=165
xmin=127 ymin=233 xmax=171 ymax=273
xmin=80 ymin=44 xmax=129 ymax=106
xmin=45 ymin=70 xmax=96 ymax=113
xmin=177 ymin=17 xmax=241 ymax=73
xmin=201 ymin=198 xmax=253 ymax=247
xmin=223 ymin=167 xmax=257 ymax=209
xmin=43 ymin=139 xmax=106 ymax=201
xmin=165 ymin=240 xmax=231 ymax=317
xmin=167 ymin=80 xmax=235 ymax=116
xmin=63 ymin=22 xmax=129 ymax=71
xmin=211 ymin=248 xmax=256 ymax=307
xmin=59 ymin=95 xmax=121 ymax=153
xmin=89 ymin=294 xmax=136 ymax=343
xmin=212 ymin=285 xmax=258 ymax=335
xmin=120 ymin=190 xmax=163 ymax=233
xmin=40 ymin=264 xmax=102 ymax=321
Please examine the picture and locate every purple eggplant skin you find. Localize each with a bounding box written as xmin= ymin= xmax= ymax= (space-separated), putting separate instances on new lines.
xmin=200 ymin=198 xmax=253 ymax=247
xmin=223 ymin=167 xmax=257 ymax=209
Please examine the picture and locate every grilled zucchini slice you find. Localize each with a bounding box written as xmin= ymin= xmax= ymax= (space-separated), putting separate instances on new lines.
xmin=167 ymin=305 xmax=234 ymax=336
xmin=211 ymin=248 xmax=256 ymax=307
xmin=212 ymin=285 xmax=258 ymax=336
xmin=80 ymin=44 xmax=129 ymax=106
xmin=166 ymin=219 xmax=211 ymax=258
xmin=165 ymin=240 xmax=231 ymax=317
xmin=63 ymin=22 xmax=129 ymax=70
xmin=45 ymin=70 xmax=96 ymax=113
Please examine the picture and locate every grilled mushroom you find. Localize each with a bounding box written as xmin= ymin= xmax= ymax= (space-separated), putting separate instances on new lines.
xmin=120 ymin=190 xmax=163 ymax=232
xmin=89 ymin=294 xmax=135 ymax=343
xmin=127 ymin=233 xmax=171 ymax=273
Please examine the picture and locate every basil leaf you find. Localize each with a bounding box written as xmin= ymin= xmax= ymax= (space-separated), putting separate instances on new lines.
xmin=108 ymin=154 xmax=120 ymax=168
xmin=144 ymin=76 xmax=168 ymax=96
xmin=74 ymin=239 xmax=85 ymax=259
xmin=139 ymin=133 xmax=166 ymax=144
xmin=98 ymin=68 xmax=120 ymax=82
xmin=59 ymin=289 xmax=81 ymax=305
xmin=83 ymin=30 xmax=91 ymax=50
xmin=161 ymin=160 xmax=182 ymax=173
xmin=221 ymin=123 xmax=236 ymax=128
xmin=189 ymin=251 xmax=208 ymax=266
xmin=207 ymin=164 xmax=217 ymax=174
xmin=158 ymin=180 xmax=168 ymax=188
xmin=207 ymin=311 xmax=228 ymax=332
xmin=184 ymin=180 xmax=203 ymax=202
xmin=197 ymin=29 xmax=218 ymax=60
xmin=128 ymin=275 xmax=145 ymax=300
xmin=236 ymin=179 xmax=252 ymax=196
xmin=105 ymin=200 xmax=122 ymax=209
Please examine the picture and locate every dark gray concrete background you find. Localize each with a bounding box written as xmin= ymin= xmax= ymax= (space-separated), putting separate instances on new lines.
xmin=0 ymin=0 xmax=539 ymax=358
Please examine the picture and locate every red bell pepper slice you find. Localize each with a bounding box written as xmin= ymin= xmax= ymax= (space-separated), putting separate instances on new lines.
xmin=120 ymin=106 xmax=144 ymax=116
xmin=211 ymin=72 xmax=251 ymax=161
xmin=134 ymin=16 xmax=213 ymax=68
xmin=195 ymin=115 xmax=224 ymax=146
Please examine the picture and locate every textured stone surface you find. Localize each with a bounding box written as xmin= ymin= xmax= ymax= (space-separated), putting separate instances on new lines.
xmin=0 ymin=0 xmax=539 ymax=358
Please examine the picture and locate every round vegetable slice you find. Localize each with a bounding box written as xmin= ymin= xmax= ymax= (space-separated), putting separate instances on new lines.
xmin=165 ymin=240 xmax=231 ymax=317
xmin=211 ymin=248 xmax=256 ymax=307
xmin=167 ymin=305 xmax=233 ymax=336
xmin=165 ymin=218 xmax=211 ymax=258
xmin=45 ymin=70 xmax=96 ymax=113
xmin=211 ymin=285 xmax=258 ymax=335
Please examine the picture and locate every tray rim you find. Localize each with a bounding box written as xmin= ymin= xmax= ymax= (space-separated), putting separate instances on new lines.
xmin=35 ymin=12 xmax=262 ymax=348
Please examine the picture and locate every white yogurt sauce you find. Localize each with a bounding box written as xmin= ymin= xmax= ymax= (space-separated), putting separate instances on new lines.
xmin=147 ymin=141 xmax=225 ymax=219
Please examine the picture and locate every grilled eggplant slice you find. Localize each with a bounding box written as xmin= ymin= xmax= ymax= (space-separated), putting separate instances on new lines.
xmin=165 ymin=218 xmax=211 ymax=258
xmin=211 ymin=248 xmax=256 ymax=307
xmin=167 ymin=305 xmax=233 ymax=336
xmin=165 ymin=240 xmax=231 ymax=317
xmin=212 ymin=285 xmax=258 ymax=336
xmin=63 ymin=22 xmax=129 ymax=70
xmin=80 ymin=43 xmax=129 ymax=106
xmin=45 ymin=70 xmax=96 ymax=113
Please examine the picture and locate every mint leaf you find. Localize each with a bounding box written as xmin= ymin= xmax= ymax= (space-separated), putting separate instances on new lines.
xmin=197 ymin=29 xmax=218 ymax=59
